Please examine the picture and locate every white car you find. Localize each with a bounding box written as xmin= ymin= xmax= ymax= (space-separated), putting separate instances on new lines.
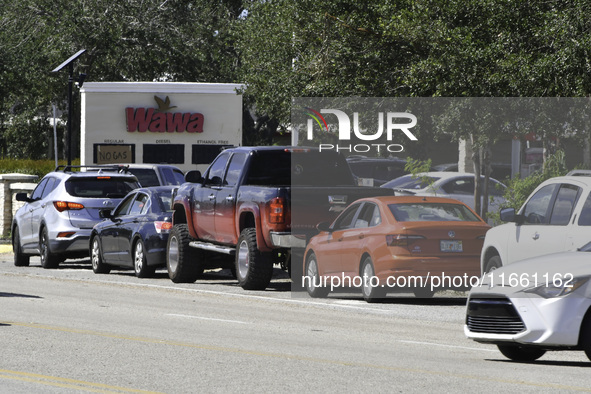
xmin=381 ymin=172 xmax=506 ymax=216
xmin=481 ymin=172 xmax=591 ymax=273
xmin=465 ymin=245 xmax=591 ymax=362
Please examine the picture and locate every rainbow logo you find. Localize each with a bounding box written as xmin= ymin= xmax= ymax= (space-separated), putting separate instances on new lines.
xmin=303 ymin=107 xmax=329 ymax=132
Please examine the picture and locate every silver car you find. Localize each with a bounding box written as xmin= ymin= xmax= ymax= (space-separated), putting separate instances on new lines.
xmin=12 ymin=166 xmax=139 ymax=268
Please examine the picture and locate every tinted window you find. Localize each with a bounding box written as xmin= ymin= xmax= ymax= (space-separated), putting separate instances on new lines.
xmin=549 ymin=184 xmax=580 ymax=225
xmin=65 ymin=177 xmax=138 ymax=198
xmin=160 ymin=167 xmax=185 ymax=185
xmin=39 ymin=177 xmax=59 ymax=199
xmin=31 ymin=178 xmax=49 ymax=201
xmin=225 ymin=153 xmax=248 ymax=187
xmin=245 ymin=150 xmax=354 ymax=186
xmin=333 ymin=203 xmax=362 ymax=230
xmin=389 ymin=203 xmax=481 ymax=222
xmin=578 ymin=192 xmax=591 ymax=226
xmin=522 ymin=184 xmax=557 ymax=225
xmin=127 ymin=168 xmax=160 ymax=187
xmin=114 ymin=193 xmax=136 ymax=216
xmin=354 ymin=203 xmax=381 ymax=228
xmin=129 ymin=193 xmax=149 ymax=215
xmin=441 ymin=177 xmax=475 ymax=195
xmin=206 ymin=152 xmax=230 ymax=186
xmin=155 ymin=190 xmax=174 ymax=213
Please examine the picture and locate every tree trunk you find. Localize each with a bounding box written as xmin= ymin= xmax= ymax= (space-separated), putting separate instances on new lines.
xmin=470 ymin=134 xmax=482 ymax=217
xmin=481 ymin=145 xmax=492 ymax=222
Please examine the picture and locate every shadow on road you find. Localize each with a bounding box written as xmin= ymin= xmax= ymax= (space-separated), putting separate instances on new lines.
xmin=0 ymin=292 xmax=42 ymax=299
xmin=488 ymin=358 xmax=591 ymax=368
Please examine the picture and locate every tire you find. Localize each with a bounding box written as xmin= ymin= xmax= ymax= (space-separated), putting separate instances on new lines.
xmin=167 ymin=224 xmax=203 ymax=283
xmin=580 ymin=314 xmax=591 ymax=362
xmin=497 ymin=344 xmax=546 ymax=362
xmin=360 ymin=256 xmax=386 ymax=303
xmin=13 ymin=226 xmax=30 ymax=267
xmin=39 ymin=227 xmax=60 ymax=269
xmin=91 ymin=236 xmax=111 ymax=274
xmin=235 ymin=228 xmax=273 ymax=290
xmin=134 ymin=239 xmax=155 ymax=278
xmin=484 ymin=255 xmax=502 ymax=274
xmin=304 ymin=252 xmax=329 ymax=298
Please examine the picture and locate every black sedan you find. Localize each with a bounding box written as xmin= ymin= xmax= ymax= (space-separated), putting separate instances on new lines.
xmin=89 ymin=186 xmax=176 ymax=277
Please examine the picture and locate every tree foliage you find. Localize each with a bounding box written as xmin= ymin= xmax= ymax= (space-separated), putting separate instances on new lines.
xmin=3 ymin=0 xmax=591 ymax=160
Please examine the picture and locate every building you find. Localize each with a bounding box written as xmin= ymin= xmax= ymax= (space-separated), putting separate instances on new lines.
xmin=80 ymin=82 xmax=244 ymax=172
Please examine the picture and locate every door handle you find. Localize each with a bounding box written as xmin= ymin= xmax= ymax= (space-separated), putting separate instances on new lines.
xmin=337 ymin=238 xmax=343 ymax=242
xmin=532 ymin=232 xmax=540 ymax=240
xmin=209 ymin=194 xmax=216 ymax=201
xmin=359 ymin=234 xmax=365 ymax=239
xmin=226 ymin=196 xmax=235 ymax=202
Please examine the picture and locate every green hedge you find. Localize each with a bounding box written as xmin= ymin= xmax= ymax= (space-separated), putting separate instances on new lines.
xmin=0 ymin=159 xmax=80 ymax=179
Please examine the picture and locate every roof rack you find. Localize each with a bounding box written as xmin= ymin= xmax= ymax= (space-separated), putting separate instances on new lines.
xmin=54 ymin=164 xmax=132 ymax=174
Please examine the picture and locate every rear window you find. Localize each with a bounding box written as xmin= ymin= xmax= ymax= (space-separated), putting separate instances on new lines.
xmin=382 ymin=175 xmax=439 ymax=190
xmin=155 ymin=190 xmax=174 ymax=212
xmin=65 ymin=177 xmax=138 ymax=198
xmin=388 ymin=203 xmax=481 ymax=222
xmin=245 ymin=150 xmax=355 ymax=186
xmin=126 ymin=169 xmax=160 ymax=187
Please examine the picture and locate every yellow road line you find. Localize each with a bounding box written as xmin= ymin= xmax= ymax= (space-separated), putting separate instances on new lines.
xmin=3 ymin=320 xmax=591 ymax=392
xmin=0 ymin=368 xmax=162 ymax=393
xmin=0 ymin=244 xmax=12 ymax=254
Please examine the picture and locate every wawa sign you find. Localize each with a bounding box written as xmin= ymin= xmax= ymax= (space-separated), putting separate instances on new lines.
xmin=126 ymin=95 xmax=204 ymax=133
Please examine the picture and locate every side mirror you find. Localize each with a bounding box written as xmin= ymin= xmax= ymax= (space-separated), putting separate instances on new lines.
xmin=500 ymin=207 xmax=524 ymax=224
xmin=185 ymin=170 xmax=203 ymax=184
xmin=316 ymin=221 xmax=332 ymax=232
xmin=15 ymin=192 xmax=31 ymax=203
xmin=99 ymin=209 xmax=113 ymax=219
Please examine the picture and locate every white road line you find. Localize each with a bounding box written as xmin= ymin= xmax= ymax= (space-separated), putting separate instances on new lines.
xmin=166 ymin=313 xmax=249 ymax=325
xmin=398 ymin=339 xmax=497 ymax=352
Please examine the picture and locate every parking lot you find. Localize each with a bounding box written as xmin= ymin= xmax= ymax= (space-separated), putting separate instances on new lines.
xmin=2 ymin=251 xmax=591 ymax=393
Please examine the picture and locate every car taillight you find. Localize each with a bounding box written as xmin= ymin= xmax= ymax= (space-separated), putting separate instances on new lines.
xmin=154 ymin=221 xmax=173 ymax=234
xmin=53 ymin=201 xmax=84 ymax=212
xmin=269 ymin=197 xmax=285 ymax=224
xmin=386 ymin=234 xmax=426 ymax=247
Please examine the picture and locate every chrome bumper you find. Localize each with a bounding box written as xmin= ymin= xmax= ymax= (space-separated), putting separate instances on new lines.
xmin=270 ymin=232 xmax=306 ymax=248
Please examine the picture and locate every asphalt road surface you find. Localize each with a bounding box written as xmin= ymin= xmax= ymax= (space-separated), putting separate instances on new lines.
xmin=1 ymin=252 xmax=591 ymax=393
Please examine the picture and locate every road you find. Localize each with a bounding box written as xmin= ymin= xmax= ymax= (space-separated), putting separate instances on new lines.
xmin=1 ymin=252 xmax=591 ymax=393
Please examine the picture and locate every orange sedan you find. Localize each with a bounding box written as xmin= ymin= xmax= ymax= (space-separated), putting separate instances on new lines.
xmin=302 ymin=196 xmax=491 ymax=302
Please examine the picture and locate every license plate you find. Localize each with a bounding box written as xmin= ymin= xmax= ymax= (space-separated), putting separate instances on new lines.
xmin=440 ymin=240 xmax=463 ymax=252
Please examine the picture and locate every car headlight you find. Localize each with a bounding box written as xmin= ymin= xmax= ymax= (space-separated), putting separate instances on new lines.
xmin=525 ymin=276 xmax=590 ymax=298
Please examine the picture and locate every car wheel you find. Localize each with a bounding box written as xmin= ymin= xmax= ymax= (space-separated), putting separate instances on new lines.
xmin=236 ymin=228 xmax=273 ymax=290
xmin=134 ymin=239 xmax=155 ymax=278
xmin=91 ymin=236 xmax=111 ymax=274
xmin=39 ymin=227 xmax=60 ymax=269
xmin=497 ymin=344 xmax=546 ymax=362
xmin=580 ymin=314 xmax=591 ymax=361
xmin=360 ymin=256 xmax=386 ymax=303
xmin=304 ymin=252 xmax=329 ymax=298
xmin=12 ymin=226 xmax=29 ymax=267
xmin=167 ymin=224 xmax=203 ymax=283
xmin=484 ymin=255 xmax=502 ymax=273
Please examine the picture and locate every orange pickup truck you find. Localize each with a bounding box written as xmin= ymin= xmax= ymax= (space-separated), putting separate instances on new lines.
xmin=167 ymin=146 xmax=393 ymax=290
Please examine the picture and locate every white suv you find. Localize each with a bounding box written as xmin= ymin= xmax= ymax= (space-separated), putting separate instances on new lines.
xmin=481 ymin=171 xmax=591 ymax=273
